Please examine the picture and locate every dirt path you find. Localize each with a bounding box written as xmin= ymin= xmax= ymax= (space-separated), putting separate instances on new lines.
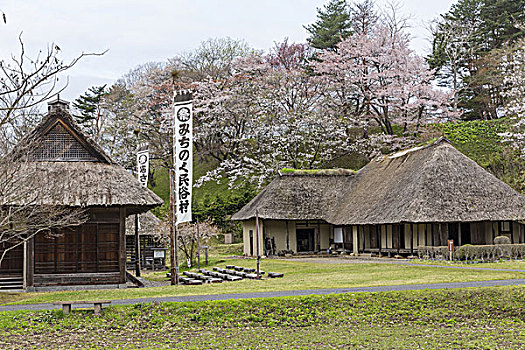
xmin=2 ymin=278 xmax=525 ymax=313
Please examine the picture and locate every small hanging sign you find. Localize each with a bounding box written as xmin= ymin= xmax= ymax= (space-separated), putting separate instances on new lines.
xmin=137 ymin=149 xmax=150 ymax=188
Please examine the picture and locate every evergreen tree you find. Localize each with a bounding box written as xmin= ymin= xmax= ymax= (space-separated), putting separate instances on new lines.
xmin=304 ymin=0 xmax=352 ymax=51
xmin=429 ymin=0 xmax=525 ymax=120
xmin=73 ymin=85 xmax=109 ymax=141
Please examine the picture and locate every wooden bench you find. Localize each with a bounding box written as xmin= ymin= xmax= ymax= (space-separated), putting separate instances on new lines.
xmin=53 ymin=300 xmax=112 ymax=315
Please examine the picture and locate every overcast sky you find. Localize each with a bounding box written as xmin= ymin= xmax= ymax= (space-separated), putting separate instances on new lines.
xmin=1 ymin=0 xmax=456 ymax=101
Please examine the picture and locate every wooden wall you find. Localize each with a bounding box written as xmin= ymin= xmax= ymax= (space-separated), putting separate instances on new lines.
xmin=31 ymin=207 xmax=125 ymax=287
xmin=353 ymin=221 xmax=525 ymax=254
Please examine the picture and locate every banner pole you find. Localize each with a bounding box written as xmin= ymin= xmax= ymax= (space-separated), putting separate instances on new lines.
xmin=172 ymin=89 xmax=192 ymax=285
xmin=256 ymin=209 xmax=260 ymax=279
xmin=169 ymin=168 xmax=178 ymax=285
xmin=196 ymin=217 xmax=201 ymax=270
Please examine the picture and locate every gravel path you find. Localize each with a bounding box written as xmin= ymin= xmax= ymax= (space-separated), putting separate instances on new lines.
xmin=2 ymin=278 xmax=525 ymax=313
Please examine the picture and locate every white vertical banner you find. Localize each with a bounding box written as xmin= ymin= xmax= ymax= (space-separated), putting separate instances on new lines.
xmin=173 ymin=92 xmax=193 ymax=224
xmin=137 ymin=149 xmax=150 ymax=188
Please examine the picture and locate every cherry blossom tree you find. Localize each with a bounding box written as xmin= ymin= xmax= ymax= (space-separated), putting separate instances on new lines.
xmin=315 ymin=24 xmax=453 ymax=136
xmin=498 ymin=38 xmax=525 ymax=153
xmin=194 ymin=40 xmax=351 ymax=187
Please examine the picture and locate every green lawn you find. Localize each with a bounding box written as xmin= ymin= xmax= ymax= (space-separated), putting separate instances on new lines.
xmin=1 ymin=286 xmax=524 ymax=349
xmin=2 ymin=258 xmax=525 ymax=305
xmin=409 ymin=259 xmax=525 ymax=269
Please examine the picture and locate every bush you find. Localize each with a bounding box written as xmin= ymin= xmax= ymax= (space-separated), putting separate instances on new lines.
xmin=494 ymin=235 xmax=511 ymax=245
xmin=418 ymin=244 xmax=525 ymax=262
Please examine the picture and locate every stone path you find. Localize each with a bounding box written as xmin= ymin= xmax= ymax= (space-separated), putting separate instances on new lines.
xmin=2 ymin=278 xmax=525 ymax=313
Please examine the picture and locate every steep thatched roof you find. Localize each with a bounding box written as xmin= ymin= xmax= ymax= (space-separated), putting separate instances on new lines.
xmin=125 ymin=211 xmax=164 ymax=236
xmin=233 ymin=138 xmax=525 ymax=224
xmin=3 ymin=100 xmax=163 ymax=213
xmin=331 ymin=138 xmax=525 ymax=225
xmin=6 ymin=162 xmax=162 ymax=210
xmin=231 ymin=173 xmax=354 ymax=221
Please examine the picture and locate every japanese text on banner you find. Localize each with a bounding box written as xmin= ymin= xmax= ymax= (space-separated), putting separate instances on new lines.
xmin=137 ymin=150 xmax=149 ymax=188
xmin=174 ymin=98 xmax=193 ymax=224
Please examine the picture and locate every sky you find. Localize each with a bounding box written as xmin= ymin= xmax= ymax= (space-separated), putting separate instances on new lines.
xmin=1 ymin=0 xmax=457 ymax=101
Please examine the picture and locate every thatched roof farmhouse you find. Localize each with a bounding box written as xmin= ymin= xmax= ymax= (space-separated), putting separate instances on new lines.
xmin=233 ymin=138 xmax=525 ymax=256
xmin=0 ymin=99 xmax=162 ymax=291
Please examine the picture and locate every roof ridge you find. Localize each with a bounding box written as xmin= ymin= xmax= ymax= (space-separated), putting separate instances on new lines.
xmin=17 ymin=108 xmax=114 ymax=164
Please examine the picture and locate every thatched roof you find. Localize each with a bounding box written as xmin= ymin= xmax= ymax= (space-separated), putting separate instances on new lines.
xmin=125 ymin=211 xmax=164 ymax=236
xmin=233 ymin=138 xmax=525 ymax=224
xmin=3 ymin=100 xmax=163 ymax=213
xmin=231 ymin=173 xmax=354 ymax=221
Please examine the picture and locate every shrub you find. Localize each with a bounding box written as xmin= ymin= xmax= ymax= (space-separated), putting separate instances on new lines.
xmin=418 ymin=244 xmax=525 ymax=262
xmin=494 ymin=235 xmax=511 ymax=245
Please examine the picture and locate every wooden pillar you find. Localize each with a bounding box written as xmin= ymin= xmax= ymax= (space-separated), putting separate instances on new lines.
xmin=119 ymin=207 xmax=126 ymax=284
xmin=24 ymin=237 xmax=34 ymax=290
xmin=285 ymin=220 xmax=290 ymax=251
xmin=398 ymin=225 xmax=401 ymax=254
xmin=134 ymin=214 xmax=141 ymax=277
xmin=377 ymin=225 xmax=381 ymax=254
xmin=352 ymin=226 xmax=358 ymax=256
xmin=261 ymin=218 xmax=266 ymax=256
xmin=410 ymin=224 xmax=414 ymax=255
xmin=458 ymin=223 xmax=462 ymax=246
xmin=169 ymin=169 xmax=179 ymax=285
xmin=316 ymin=222 xmax=321 ymax=252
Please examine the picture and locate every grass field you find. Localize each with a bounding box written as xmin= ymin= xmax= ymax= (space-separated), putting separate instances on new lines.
xmin=1 ymin=258 xmax=525 ymax=305
xmin=1 ymin=286 xmax=524 ymax=349
xmin=409 ymin=259 xmax=525 ymax=269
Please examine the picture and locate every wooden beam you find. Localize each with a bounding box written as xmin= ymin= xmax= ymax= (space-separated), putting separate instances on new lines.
xmin=285 ymin=220 xmax=290 ymax=251
xmin=410 ymin=224 xmax=414 ymax=255
xmin=119 ymin=207 xmax=126 ymax=284
xmin=352 ymin=226 xmax=358 ymax=256
xmin=316 ymin=221 xmax=321 ymax=252
xmin=24 ymin=237 xmax=34 ymax=290
xmin=134 ymin=214 xmax=141 ymax=277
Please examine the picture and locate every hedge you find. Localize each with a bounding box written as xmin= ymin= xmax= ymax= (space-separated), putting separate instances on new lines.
xmin=418 ymin=244 xmax=525 ymax=262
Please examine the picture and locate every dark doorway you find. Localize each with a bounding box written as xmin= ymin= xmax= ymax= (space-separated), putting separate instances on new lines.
xmin=460 ymin=223 xmax=471 ymax=245
xmin=392 ymin=225 xmax=405 ymax=250
xmin=296 ymin=228 xmax=315 ymax=252
xmin=249 ymin=230 xmax=254 ymax=256
xmin=448 ymin=223 xmax=459 ymax=246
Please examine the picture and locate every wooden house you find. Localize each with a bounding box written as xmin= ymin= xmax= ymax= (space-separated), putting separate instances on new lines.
xmin=0 ymin=99 xmax=162 ymax=291
xmin=125 ymin=211 xmax=167 ymax=270
xmin=232 ymin=138 xmax=525 ymax=256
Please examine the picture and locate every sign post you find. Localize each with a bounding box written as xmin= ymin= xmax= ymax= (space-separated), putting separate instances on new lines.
xmin=448 ymin=240 xmax=454 ymax=261
xmin=196 ymin=217 xmax=201 ymax=270
xmin=135 ymin=148 xmax=149 ymax=277
xmin=171 ymin=90 xmax=193 ymax=285
xmin=255 ymin=209 xmax=261 ymax=279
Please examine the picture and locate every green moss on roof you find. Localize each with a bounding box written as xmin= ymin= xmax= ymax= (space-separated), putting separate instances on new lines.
xmin=280 ymin=168 xmax=355 ymax=176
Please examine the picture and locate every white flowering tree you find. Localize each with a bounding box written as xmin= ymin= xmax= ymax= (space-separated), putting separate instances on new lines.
xmin=194 ymin=40 xmax=351 ymax=187
xmin=498 ymin=38 xmax=525 ymax=153
xmin=314 ymin=24 xmax=453 ymax=137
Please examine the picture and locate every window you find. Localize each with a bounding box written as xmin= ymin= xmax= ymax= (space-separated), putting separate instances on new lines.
xmin=32 ymin=123 xmax=97 ymax=161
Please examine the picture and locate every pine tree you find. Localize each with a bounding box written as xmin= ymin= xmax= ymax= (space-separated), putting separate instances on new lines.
xmin=428 ymin=0 xmax=525 ymax=120
xmin=73 ymin=85 xmax=109 ymax=141
xmin=304 ymin=0 xmax=352 ymax=51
